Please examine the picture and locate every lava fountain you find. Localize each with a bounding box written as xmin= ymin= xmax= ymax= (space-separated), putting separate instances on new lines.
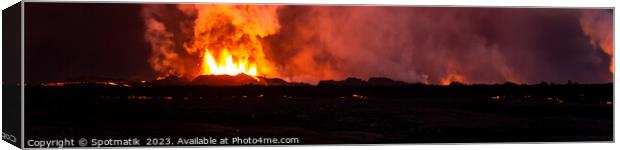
xmin=143 ymin=4 xmax=281 ymax=79
xmin=202 ymin=48 xmax=258 ymax=76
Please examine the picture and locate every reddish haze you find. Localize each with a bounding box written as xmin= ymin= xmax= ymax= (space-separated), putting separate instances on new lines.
xmin=143 ymin=5 xmax=613 ymax=85
xmin=580 ymin=10 xmax=614 ymax=73
xmin=143 ymin=4 xmax=281 ymax=79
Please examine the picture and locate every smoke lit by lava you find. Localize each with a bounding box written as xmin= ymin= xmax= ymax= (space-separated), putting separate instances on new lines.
xmin=143 ymin=5 xmax=613 ymax=85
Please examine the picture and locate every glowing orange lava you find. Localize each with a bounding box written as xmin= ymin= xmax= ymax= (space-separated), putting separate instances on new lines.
xmin=201 ymin=48 xmax=258 ymax=76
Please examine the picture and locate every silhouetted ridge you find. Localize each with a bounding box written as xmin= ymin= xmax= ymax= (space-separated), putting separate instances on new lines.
xmin=367 ymin=77 xmax=407 ymax=86
xmin=191 ymin=74 xmax=303 ymax=86
xmin=192 ymin=74 xmax=262 ymax=86
xmin=319 ymin=77 xmax=408 ymax=86
xmin=150 ymin=75 xmax=189 ymax=86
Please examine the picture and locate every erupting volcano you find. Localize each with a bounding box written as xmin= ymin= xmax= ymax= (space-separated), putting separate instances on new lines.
xmin=143 ymin=4 xmax=280 ymax=80
xmin=141 ymin=4 xmax=613 ymax=85
xmin=21 ymin=3 xmax=615 ymax=145
xmin=189 ymin=4 xmax=281 ymax=78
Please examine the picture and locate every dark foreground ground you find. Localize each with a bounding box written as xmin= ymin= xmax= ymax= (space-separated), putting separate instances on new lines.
xmin=24 ymin=84 xmax=613 ymax=146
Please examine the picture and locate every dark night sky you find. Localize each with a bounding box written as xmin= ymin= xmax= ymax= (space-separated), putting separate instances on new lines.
xmin=25 ymin=3 xmax=156 ymax=82
xmin=24 ymin=3 xmax=614 ymax=84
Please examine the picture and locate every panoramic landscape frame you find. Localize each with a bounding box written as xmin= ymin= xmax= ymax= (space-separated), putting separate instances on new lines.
xmin=8 ymin=2 xmax=616 ymax=148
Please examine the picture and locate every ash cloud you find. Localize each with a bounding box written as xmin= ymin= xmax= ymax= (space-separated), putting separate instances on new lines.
xmin=142 ymin=4 xmax=198 ymax=78
xmin=263 ymin=6 xmax=613 ymax=84
xmin=580 ymin=9 xmax=614 ymax=73
xmin=142 ymin=5 xmax=613 ymax=84
xmin=142 ymin=4 xmax=282 ymax=79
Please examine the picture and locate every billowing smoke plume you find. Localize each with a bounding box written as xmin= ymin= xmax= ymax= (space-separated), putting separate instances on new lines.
xmin=142 ymin=4 xmax=281 ymax=79
xmin=580 ymin=9 xmax=613 ymax=73
xmin=264 ymin=7 xmax=613 ymax=84
xmin=142 ymin=5 xmax=193 ymax=78
xmin=264 ymin=7 xmax=517 ymax=84
xmin=143 ymin=5 xmax=613 ymax=84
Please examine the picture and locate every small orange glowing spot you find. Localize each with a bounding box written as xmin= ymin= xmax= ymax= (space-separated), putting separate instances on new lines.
xmin=43 ymin=82 xmax=80 ymax=86
xmin=137 ymin=96 xmax=151 ymax=100
xmin=352 ymin=94 xmax=368 ymax=100
xmin=441 ymin=74 xmax=465 ymax=85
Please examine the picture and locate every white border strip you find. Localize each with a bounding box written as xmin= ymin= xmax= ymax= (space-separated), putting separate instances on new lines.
xmin=17 ymin=0 xmax=618 ymax=7
xmin=0 ymin=1 xmax=617 ymax=150
xmin=20 ymin=1 xmax=24 ymax=149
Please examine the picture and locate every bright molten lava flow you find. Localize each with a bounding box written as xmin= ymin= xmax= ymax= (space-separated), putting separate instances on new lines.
xmin=142 ymin=5 xmax=281 ymax=79
xmin=202 ymin=49 xmax=258 ymax=76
